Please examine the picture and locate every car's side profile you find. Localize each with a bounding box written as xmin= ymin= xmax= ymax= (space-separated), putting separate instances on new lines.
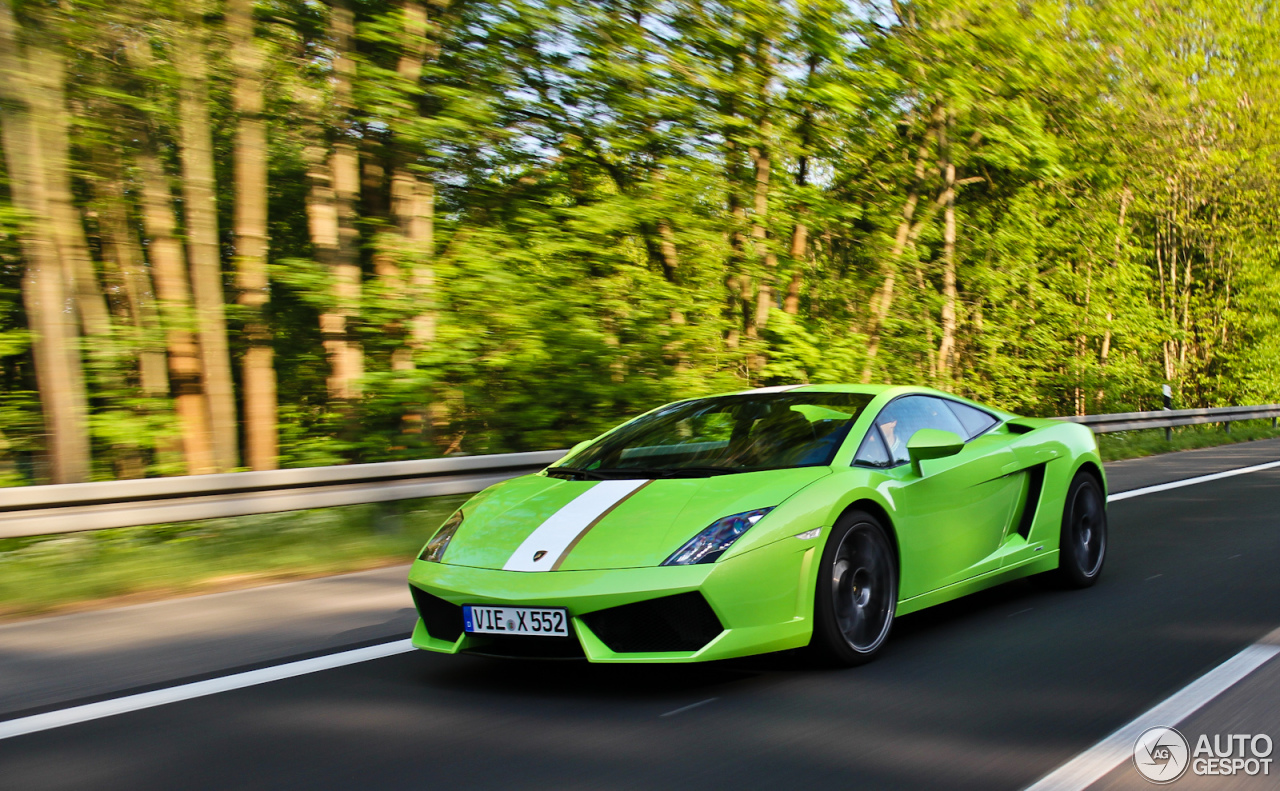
xmin=407 ymin=384 xmax=1107 ymax=665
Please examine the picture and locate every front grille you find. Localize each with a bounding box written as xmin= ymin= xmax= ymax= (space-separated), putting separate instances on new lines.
xmin=410 ymin=586 xmax=464 ymax=642
xmin=581 ymin=592 xmax=724 ymax=653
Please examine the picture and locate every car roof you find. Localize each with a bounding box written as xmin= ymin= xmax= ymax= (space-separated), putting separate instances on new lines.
xmin=727 ymin=383 xmax=906 ymax=397
xmin=714 ymin=383 xmax=1018 ymax=418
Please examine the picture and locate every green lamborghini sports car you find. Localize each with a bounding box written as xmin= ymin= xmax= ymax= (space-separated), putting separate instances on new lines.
xmin=407 ymin=384 xmax=1107 ymax=665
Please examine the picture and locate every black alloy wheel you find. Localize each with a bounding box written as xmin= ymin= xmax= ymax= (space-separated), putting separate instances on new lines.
xmin=812 ymin=510 xmax=897 ymax=666
xmin=1052 ymin=471 xmax=1108 ymax=588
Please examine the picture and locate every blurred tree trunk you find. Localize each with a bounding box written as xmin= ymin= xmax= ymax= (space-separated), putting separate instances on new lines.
xmin=174 ymin=9 xmax=239 ymax=472
xmin=749 ymin=37 xmax=777 ymax=340
xmin=785 ymin=75 xmax=812 ymax=319
xmin=391 ymin=0 xmax=435 ymax=373
xmin=91 ymin=139 xmax=167 ymax=480
xmin=0 ymin=2 xmax=91 ymax=483
xmin=138 ymin=136 xmax=217 ymax=475
xmin=41 ymin=56 xmax=114 ymax=352
xmin=312 ymin=0 xmax=363 ymax=402
xmin=93 ymin=152 xmax=169 ymax=399
xmin=862 ymin=107 xmax=940 ymax=383
xmin=229 ymin=0 xmax=277 ymax=470
xmin=937 ymin=110 xmax=957 ymax=381
xmin=750 ymin=137 xmax=775 ymax=334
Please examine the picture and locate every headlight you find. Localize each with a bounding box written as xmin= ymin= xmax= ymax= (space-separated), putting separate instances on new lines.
xmin=419 ymin=511 xmax=463 ymax=562
xmin=661 ymin=507 xmax=775 ymax=566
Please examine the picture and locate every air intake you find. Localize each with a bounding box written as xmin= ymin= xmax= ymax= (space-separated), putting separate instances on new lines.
xmin=581 ymin=592 xmax=724 ymax=653
xmin=410 ymin=586 xmax=464 ymax=642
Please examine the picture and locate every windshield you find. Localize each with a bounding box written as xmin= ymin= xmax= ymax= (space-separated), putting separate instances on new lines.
xmin=554 ymin=391 xmax=874 ymax=478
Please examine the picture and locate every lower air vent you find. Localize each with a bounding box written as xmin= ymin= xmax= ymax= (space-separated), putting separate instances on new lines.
xmin=581 ymin=592 xmax=724 ymax=653
xmin=466 ymin=634 xmax=586 ymax=659
xmin=410 ymin=586 xmax=464 ymax=642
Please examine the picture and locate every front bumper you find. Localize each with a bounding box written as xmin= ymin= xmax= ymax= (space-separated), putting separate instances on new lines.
xmin=407 ymin=536 xmax=819 ymax=662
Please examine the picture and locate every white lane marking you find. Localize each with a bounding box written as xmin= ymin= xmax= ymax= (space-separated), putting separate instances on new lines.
xmin=661 ymin=697 xmax=718 ymax=717
xmin=0 ymin=639 xmax=414 ymax=742
xmin=1108 ymin=459 xmax=1280 ymax=502
xmin=503 ymin=479 xmax=649 ymax=572
xmin=6 ymin=457 xmax=1280 ymax=742
xmin=1022 ymin=643 xmax=1280 ymax=791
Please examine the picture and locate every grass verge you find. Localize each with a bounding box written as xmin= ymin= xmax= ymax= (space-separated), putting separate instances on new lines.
xmin=0 ymin=494 xmax=467 ymax=621
xmin=1096 ymin=419 xmax=1280 ymax=462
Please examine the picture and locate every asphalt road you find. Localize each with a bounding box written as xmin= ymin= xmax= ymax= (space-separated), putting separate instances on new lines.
xmin=3 ymin=454 xmax=1280 ymax=790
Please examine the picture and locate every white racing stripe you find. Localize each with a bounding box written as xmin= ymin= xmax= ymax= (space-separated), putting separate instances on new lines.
xmin=502 ymin=479 xmax=650 ymax=571
xmin=1107 ymin=459 xmax=1280 ymax=502
xmin=1022 ymin=643 xmax=1280 ymax=791
xmin=0 ymin=639 xmax=414 ymax=742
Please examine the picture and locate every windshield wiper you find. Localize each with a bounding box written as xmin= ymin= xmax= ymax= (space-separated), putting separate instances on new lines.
xmin=595 ymin=465 xmax=741 ymax=479
xmin=549 ymin=465 xmax=744 ymax=481
xmin=545 ymin=467 xmax=611 ymax=480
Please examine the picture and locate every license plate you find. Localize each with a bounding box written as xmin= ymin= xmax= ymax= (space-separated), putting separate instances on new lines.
xmin=463 ymin=605 xmax=570 ymax=637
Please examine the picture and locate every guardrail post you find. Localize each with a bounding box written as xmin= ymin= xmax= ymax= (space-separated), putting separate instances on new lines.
xmin=1162 ymin=385 xmax=1173 ymax=442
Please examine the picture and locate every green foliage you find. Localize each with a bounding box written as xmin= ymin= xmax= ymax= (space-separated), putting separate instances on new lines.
xmin=3 ymin=0 xmax=1280 ymax=483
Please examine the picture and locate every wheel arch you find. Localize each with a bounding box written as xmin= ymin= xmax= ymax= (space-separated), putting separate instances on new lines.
xmin=1072 ymin=458 xmax=1107 ymax=499
xmin=833 ymin=498 xmax=901 ymax=573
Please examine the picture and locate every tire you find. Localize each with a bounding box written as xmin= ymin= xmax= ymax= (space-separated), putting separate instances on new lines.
xmin=1050 ymin=471 xmax=1107 ymax=588
xmin=810 ymin=510 xmax=898 ymax=666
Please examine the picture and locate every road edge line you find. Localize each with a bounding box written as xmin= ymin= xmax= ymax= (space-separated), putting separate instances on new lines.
xmin=1108 ymin=459 xmax=1280 ymax=502
xmin=1022 ymin=643 xmax=1280 ymax=791
xmin=0 ymin=639 xmax=415 ymax=741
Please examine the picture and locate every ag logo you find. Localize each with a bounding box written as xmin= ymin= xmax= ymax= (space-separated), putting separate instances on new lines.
xmin=1134 ymin=726 xmax=1190 ymax=783
xmin=532 ymin=550 xmax=547 ymax=562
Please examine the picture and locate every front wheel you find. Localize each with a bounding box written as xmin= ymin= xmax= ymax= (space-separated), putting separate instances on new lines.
xmin=810 ymin=511 xmax=897 ymax=666
xmin=1050 ymin=471 xmax=1107 ymax=588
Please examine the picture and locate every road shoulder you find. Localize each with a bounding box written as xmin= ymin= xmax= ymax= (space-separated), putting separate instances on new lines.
xmin=0 ymin=564 xmax=413 ymax=717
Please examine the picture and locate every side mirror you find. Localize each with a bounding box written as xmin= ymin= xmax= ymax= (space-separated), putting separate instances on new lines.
xmin=907 ymin=429 xmax=964 ymax=476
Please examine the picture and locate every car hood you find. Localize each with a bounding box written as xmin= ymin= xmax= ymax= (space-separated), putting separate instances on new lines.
xmin=440 ymin=467 xmax=830 ymax=571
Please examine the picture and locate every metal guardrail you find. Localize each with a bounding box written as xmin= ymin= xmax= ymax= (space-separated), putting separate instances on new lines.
xmin=3 ymin=403 xmax=1277 ymax=539
xmin=1056 ymin=404 xmax=1280 ymax=433
xmin=0 ymin=450 xmax=566 ymax=539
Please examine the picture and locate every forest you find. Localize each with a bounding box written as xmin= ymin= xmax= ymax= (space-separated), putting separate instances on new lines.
xmin=1 ymin=0 xmax=1278 ymax=484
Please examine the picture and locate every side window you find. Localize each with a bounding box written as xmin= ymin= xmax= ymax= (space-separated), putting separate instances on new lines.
xmin=873 ymin=396 xmax=968 ymax=465
xmin=853 ymin=424 xmax=892 ymax=467
xmin=943 ymin=400 xmax=999 ymax=440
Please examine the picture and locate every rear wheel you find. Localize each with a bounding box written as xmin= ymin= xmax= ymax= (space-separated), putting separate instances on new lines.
xmin=810 ymin=510 xmax=897 ymax=666
xmin=1050 ymin=471 xmax=1107 ymax=588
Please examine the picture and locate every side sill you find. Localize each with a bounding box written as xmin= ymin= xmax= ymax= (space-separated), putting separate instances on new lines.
xmin=894 ymin=551 xmax=1060 ymax=617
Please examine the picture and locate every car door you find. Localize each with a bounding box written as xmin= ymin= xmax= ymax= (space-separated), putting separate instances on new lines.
xmin=855 ymin=395 xmax=1023 ymax=598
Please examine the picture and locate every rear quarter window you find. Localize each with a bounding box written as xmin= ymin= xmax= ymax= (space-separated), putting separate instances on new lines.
xmin=943 ymin=400 xmax=1000 ymax=440
xmin=853 ymin=424 xmax=892 ymax=467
